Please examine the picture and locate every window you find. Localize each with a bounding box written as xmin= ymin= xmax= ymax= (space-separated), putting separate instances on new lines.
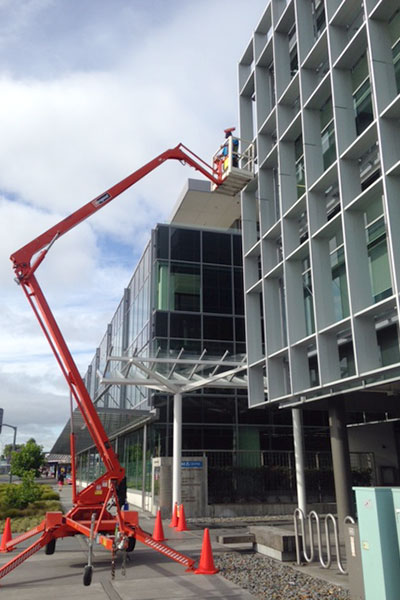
xmin=202 ymin=231 xmax=231 ymax=265
xmin=203 ymin=316 xmax=233 ymax=341
xmin=156 ymin=226 xmax=169 ymax=259
xmin=302 ymin=256 xmax=315 ymax=336
xmin=312 ymin=0 xmax=326 ymax=40
xmin=320 ymin=97 xmax=336 ymax=170
xmin=234 ymin=269 xmax=245 ymax=315
xmin=390 ymin=10 xmax=400 ymax=93
xmin=170 ymin=228 xmax=200 ymax=262
xmin=203 ymin=266 xmax=233 ymax=314
xmin=352 ymin=55 xmax=373 ymax=136
xmin=155 ymin=262 xmax=201 ymax=312
xmin=154 ymin=312 xmax=167 ymax=338
xmin=377 ymin=324 xmax=400 ymax=367
xmin=364 ymin=198 xmax=392 ymax=303
xmin=232 ymin=235 xmax=243 ymax=266
xmin=170 ymin=263 xmax=200 ymax=311
xmin=325 ymin=182 xmax=340 ymax=220
xmin=289 ymin=25 xmax=298 ymax=78
xmin=156 ymin=262 xmax=168 ymax=310
xmin=170 ymin=313 xmax=201 ymax=340
xmin=295 ymin=135 xmax=305 ymax=198
xmin=330 ymin=231 xmax=350 ymax=321
xmin=268 ymin=62 xmax=275 ymax=106
xmin=338 ymin=337 xmax=356 ymax=378
xmin=308 ymin=344 xmax=319 ymax=387
xmin=393 ymin=39 xmax=400 ymax=94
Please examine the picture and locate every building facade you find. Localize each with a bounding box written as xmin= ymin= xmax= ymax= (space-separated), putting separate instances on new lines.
xmin=239 ymin=0 xmax=400 ymax=519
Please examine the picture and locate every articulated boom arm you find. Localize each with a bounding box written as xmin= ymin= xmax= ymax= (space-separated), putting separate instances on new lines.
xmin=10 ymin=144 xmax=221 ymax=491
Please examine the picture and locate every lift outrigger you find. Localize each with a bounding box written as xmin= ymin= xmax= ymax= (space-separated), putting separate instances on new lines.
xmin=1 ymin=137 xmax=253 ymax=585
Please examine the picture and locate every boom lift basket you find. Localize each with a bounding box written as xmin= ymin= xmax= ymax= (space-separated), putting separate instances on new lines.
xmin=212 ymin=135 xmax=255 ymax=196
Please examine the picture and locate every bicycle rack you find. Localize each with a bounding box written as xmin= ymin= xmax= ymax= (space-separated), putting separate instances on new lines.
xmin=293 ymin=508 xmax=352 ymax=575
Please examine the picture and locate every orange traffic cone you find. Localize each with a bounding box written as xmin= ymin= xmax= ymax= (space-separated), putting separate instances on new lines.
xmin=0 ymin=518 xmax=12 ymax=553
xmin=169 ymin=502 xmax=178 ymax=528
xmin=152 ymin=509 xmax=166 ymax=542
xmin=195 ymin=528 xmax=218 ymax=574
xmin=176 ymin=503 xmax=189 ymax=532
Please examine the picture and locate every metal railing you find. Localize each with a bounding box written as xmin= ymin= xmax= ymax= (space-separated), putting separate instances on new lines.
xmin=294 ymin=508 xmax=354 ymax=575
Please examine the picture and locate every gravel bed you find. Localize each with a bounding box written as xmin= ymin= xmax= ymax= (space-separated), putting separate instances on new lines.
xmin=214 ymin=552 xmax=350 ymax=600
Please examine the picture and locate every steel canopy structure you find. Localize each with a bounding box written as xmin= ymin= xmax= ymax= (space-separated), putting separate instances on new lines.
xmin=95 ymin=350 xmax=262 ymax=509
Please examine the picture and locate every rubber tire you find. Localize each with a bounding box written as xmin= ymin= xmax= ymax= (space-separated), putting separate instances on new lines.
xmin=45 ymin=538 xmax=56 ymax=555
xmin=83 ymin=565 xmax=93 ymax=587
xmin=126 ymin=536 xmax=136 ymax=552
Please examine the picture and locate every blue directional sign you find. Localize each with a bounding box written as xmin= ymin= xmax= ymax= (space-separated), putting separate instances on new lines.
xmin=181 ymin=460 xmax=203 ymax=468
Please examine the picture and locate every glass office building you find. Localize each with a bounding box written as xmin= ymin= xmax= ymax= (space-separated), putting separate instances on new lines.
xmin=240 ymin=0 xmax=400 ymax=407
xmin=238 ymin=0 xmax=400 ymax=519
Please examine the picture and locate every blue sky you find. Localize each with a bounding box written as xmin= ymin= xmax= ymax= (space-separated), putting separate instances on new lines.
xmin=0 ymin=0 xmax=266 ymax=451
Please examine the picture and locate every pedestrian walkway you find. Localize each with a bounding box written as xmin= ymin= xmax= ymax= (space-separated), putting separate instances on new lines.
xmin=0 ymin=484 xmax=255 ymax=599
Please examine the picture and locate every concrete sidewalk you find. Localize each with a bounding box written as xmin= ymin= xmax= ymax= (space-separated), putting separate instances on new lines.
xmin=0 ymin=484 xmax=255 ymax=599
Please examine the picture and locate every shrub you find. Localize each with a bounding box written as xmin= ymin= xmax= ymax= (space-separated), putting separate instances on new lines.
xmin=1 ymin=471 xmax=41 ymax=510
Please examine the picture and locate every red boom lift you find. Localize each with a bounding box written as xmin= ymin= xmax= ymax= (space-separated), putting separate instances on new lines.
xmin=1 ymin=141 xmax=253 ymax=585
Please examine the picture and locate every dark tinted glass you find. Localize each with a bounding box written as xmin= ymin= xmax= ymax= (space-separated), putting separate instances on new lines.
xmin=232 ymin=235 xmax=243 ymax=266
xmin=170 ymin=313 xmax=201 ymax=339
xmin=234 ymin=269 xmax=244 ymax=315
xmin=235 ymin=317 xmax=245 ymax=341
xmin=169 ymin=338 xmax=202 ymax=354
xmin=182 ymin=397 xmax=203 ymax=422
xmin=154 ymin=311 xmax=168 ymax=337
xmin=171 ymin=228 xmax=200 ymax=262
xmin=202 ymin=231 xmax=231 ymax=264
xmin=237 ymin=397 xmax=267 ymax=424
xmin=203 ymin=316 xmax=233 ymax=340
xmin=205 ymin=341 xmax=234 ymax=356
xmin=203 ymin=397 xmax=235 ymax=423
xmin=203 ymin=427 xmax=233 ymax=449
xmin=235 ymin=342 xmax=246 ymax=355
xmin=156 ymin=226 xmax=169 ymax=259
xmin=182 ymin=427 xmax=202 ymax=449
xmin=203 ymin=266 xmax=232 ymax=314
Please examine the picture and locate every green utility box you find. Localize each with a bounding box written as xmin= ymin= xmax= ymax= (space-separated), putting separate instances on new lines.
xmin=344 ymin=522 xmax=365 ymax=600
xmin=354 ymin=487 xmax=400 ymax=600
xmin=391 ymin=488 xmax=400 ymax=554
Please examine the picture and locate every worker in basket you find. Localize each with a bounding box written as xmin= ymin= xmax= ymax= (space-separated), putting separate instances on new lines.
xmin=223 ymin=127 xmax=239 ymax=168
xmin=214 ymin=127 xmax=239 ymax=179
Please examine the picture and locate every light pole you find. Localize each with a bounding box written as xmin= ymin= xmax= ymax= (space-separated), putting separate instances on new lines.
xmin=2 ymin=424 xmax=17 ymax=484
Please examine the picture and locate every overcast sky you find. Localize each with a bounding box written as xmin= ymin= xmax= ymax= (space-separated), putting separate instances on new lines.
xmin=0 ymin=0 xmax=266 ymax=453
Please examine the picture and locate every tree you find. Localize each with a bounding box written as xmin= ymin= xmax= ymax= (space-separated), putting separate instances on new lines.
xmin=10 ymin=438 xmax=45 ymax=477
xmin=1 ymin=443 xmax=22 ymax=462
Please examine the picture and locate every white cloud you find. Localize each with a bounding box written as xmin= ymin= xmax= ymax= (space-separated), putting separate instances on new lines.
xmin=0 ymin=0 xmax=267 ymax=450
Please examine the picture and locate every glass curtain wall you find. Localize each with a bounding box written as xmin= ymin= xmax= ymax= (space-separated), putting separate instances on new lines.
xmin=153 ymin=225 xmax=245 ymax=357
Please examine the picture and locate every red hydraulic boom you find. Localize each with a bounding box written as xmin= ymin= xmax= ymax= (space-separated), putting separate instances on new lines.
xmin=2 ymin=143 xmax=234 ymax=586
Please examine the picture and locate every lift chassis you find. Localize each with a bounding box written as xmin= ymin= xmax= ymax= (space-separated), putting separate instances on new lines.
xmin=2 ymin=140 xmax=253 ymax=585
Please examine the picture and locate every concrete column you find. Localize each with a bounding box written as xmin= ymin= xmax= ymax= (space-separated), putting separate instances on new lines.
xmin=142 ymin=424 xmax=147 ymax=511
xmin=172 ymin=393 xmax=182 ymax=510
xmin=329 ymin=399 xmax=355 ymax=529
xmin=292 ymin=408 xmax=307 ymax=516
